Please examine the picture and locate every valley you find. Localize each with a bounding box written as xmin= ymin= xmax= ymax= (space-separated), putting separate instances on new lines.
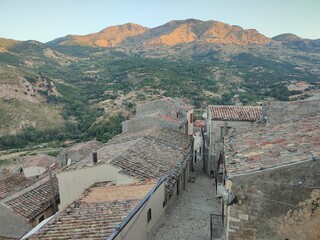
xmin=0 ymin=19 xmax=319 ymax=152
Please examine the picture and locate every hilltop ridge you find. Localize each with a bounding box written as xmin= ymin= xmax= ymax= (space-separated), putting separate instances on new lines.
xmin=47 ymin=19 xmax=274 ymax=48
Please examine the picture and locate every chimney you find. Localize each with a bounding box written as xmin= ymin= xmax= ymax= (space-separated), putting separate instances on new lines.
xmin=92 ymin=151 xmax=98 ymax=164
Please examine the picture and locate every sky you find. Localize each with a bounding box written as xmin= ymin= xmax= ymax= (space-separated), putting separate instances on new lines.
xmin=0 ymin=0 xmax=319 ymax=43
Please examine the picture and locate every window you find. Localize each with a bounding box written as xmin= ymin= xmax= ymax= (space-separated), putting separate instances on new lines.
xmin=189 ymin=113 xmax=194 ymax=124
xmin=38 ymin=215 xmax=45 ymax=223
xmin=194 ymin=150 xmax=197 ymax=162
xmin=177 ymin=180 xmax=180 ymax=195
xmin=147 ymin=208 xmax=152 ymax=223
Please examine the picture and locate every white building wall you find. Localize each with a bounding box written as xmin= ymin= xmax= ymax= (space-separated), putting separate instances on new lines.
xmin=187 ymin=110 xmax=194 ymax=135
xmin=23 ymin=166 xmax=46 ymax=178
xmin=113 ymin=182 xmax=166 ymax=240
xmin=57 ymin=164 xmax=137 ymax=209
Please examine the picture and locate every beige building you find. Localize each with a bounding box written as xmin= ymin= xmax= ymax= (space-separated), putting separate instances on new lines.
xmin=26 ymin=125 xmax=192 ymax=239
xmin=22 ymin=97 xmax=194 ymax=239
xmin=30 ymin=180 xmax=166 ymax=240
xmin=204 ymin=105 xmax=262 ymax=176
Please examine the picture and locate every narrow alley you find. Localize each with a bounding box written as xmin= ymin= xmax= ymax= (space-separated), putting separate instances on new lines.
xmin=151 ymin=162 xmax=225 ymax=240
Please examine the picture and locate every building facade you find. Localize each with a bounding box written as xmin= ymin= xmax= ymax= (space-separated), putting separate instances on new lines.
xmin=204 ymin=105 xmax=262 ymax=176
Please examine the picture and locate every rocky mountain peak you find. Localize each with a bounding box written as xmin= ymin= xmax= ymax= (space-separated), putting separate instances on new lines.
xmin=48 ymin=19 xmax=274 ymax=48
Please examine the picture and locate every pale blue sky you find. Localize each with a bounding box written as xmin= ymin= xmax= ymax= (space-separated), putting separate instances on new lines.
xmin=0 ymin=0 xmax=319 ymax=43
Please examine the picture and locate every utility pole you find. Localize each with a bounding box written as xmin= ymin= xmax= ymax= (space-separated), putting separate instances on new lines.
xmin=48 ymin=164 xmax=57 ymax=214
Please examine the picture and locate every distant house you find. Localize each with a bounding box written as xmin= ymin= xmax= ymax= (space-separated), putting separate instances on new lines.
xmin=287 ymin=81 xmax=312 ymax=91
xmin=0 ymin=175 xmax=59 ymax=239
xmin=122 ymin=97 xmax=194 ymax=135
xmin=58 ymin=140 xmax=102 ymax=166
xmin=218 ymin=100 xmax=320 ymax=239
xmin=22 ymin=154 xmax=58 ymax=178
xmin=204 ymin=105 xmax=262 ymax=176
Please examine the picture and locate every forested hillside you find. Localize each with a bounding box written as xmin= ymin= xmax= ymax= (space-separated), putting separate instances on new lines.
xmin=0 ymin=19 xmax=319 ymax=150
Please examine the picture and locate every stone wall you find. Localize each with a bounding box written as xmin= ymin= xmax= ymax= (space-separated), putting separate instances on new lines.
xmin=226 ymin=160 xmax=320 ymax=240
xmin=264 ymin=99 xmax=320 ymax=125
xmin=136 ymin=98 xmax=180 ymax=117
xmin=207 ymin=120 xmax=254 ymax=176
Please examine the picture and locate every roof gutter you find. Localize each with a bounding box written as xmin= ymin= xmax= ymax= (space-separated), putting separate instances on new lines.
xmin=107 ymin=176 xmax=166 ymax=240
xmin=227 ymin=157 xmax=319 ymax=179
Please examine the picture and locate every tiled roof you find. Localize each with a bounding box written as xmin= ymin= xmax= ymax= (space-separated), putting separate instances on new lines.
xmin=5 ymin=176 xmax=59 ymax=220
xmin=22 ymin=154 xmax=57 ymax=168
xmin=110 ymin=126 xmax=191 ymax=192
xmin=60 ymin=140 xmax=102 ymax=155
xmin=209 ymin=105 xmax=262 ymax=121
xmin=31 ymin=182 xmax=155 ymax=240
xmin=0 ymin=174 xmax=35 ymax=200
xmin=64 ymin=126 xmax=192 ymax=192
xmin=194 ymin=120 xmax=205 ymax=128
xmin=225 ymin=113 xmax=320 ymax=176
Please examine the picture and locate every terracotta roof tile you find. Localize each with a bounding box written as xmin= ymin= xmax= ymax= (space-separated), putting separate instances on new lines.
xmin=209 ymin=105 xmax=262 ymax=121
xmin=59 ymin=140 xmax=102 ymax=156
xmin=194 ymin=120 xmax=205 ymax=127
xmin=5 ymin=177 xmax=59 ymax=220
xmin=225 ymin=113 xmax=320 ymax=176
xmin=0 ymin=174 xmax=35 ymax=200
xmin=63 ymin=126 xmax=192 ymax=193
xmin=31 ymin=182 xmax=155 ymax=239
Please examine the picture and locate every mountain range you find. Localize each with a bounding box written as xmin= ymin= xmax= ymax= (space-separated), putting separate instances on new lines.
xmin=0 ymin=19 xmax=319 ymax=147
xmin=48 ymin=19 xmax=274 ymax=47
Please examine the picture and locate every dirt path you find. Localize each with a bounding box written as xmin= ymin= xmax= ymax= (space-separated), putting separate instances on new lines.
xmin=151 ymin=162 xmax=225 ymax=240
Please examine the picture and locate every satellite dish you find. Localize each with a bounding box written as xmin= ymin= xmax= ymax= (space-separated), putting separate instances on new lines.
xmin=202 ymin=112 xmax=207 ymax=119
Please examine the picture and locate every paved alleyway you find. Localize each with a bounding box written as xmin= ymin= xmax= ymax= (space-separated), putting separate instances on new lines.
xmin=151 ymin=162 xmax=225 ymax=240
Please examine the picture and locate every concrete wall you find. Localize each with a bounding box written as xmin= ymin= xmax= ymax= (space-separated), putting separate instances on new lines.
xmin=31 ymin=206 xmax=55 ymax=227
xmin=264 ymin=99 xmax=320 ymax=125
xmin=187 ymin=110 xmax=194 ymax=135
xmin=136 ymin=98 xmax=180 ymax=117
xmin=114 ymin=182 xmax=166 ymax=240
xmin=57 ymin=164 xmax=137 ymax=209
xmin=114 ymin=159 xmax=190 ymax=240
xmin=122 ymin=116 xmax=180 ymax=133
xmin=193 ymin=133 xmax=203 ymax=164
xmin=225 ymin=160 xmax=320 ymax=240
xmin=207 ymin=120 xmax=254 ymax=176
xmin=58 ymin=151 xmax=87 ymax=166
xmin=23 ymin=166 xmax=46 ymax=178
xmin=0 ymin=204 xmax=30 ymax=239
